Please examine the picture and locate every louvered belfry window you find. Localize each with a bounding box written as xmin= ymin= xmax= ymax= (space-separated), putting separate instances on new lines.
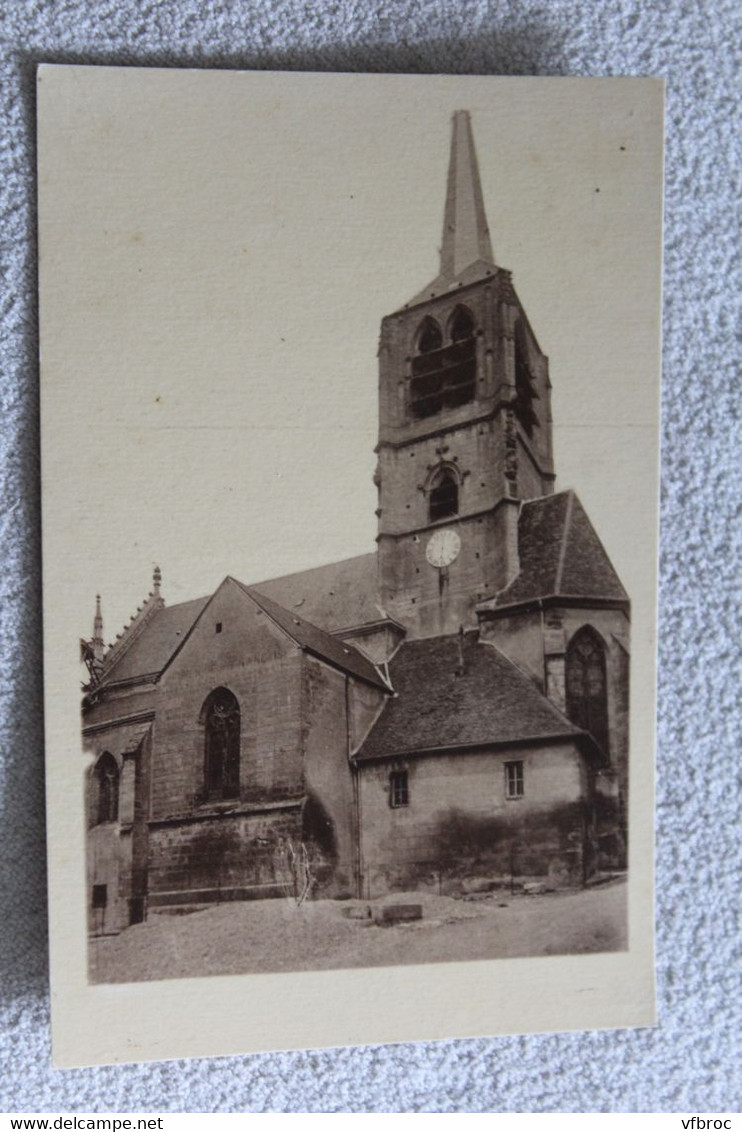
xmin=565 ymin=626 xmax=609 ymax=755
xmin=203 ymin=687 xmax=241 ymax=801
xmin=513 ymin=320 xmax=539 ymax=436
xmin=410 ymin=309 xmax=476 ymax=420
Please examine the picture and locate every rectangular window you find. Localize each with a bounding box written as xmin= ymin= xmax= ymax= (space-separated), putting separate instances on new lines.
xmin=390 ymin=770 xmax=409 ymax=808
xmin=92 ymin=883 xmax=107 ymax=910
xmin=505 ymin=760 xmax=524 ymax=799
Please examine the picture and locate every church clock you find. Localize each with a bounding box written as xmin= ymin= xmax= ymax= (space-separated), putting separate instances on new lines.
xmin=425 ymin=528 xmax=461 ymax=569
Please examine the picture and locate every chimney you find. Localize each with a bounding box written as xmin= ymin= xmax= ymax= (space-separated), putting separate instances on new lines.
xmin=455 ymin=625 xmax=466 ymax=676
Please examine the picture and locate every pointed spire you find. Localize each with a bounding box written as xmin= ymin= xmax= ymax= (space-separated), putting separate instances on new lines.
xmin=93 ymin=594 xmax=104 ymax=663
xmin=153 ymin=564 xmax=162 ymax=597
xmin=440 ymin=110 xmax=494 ymax=281
xmin=402 ymin=111 xmax=497 ymax=308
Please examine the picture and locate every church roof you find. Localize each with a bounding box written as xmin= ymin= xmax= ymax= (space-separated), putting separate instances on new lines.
xmin=99 ymin=596 xmax=210 ymax=684
xmin=98 ymin=568 xmax=388 ymax=693
xmin=480 ymin=490 xmax=629 ymax=612
xmin=354 ymin=632 xmax=591 ymax=763
xmin=250 ymin=553 xmax=381 ymax=632
xmin=232 ymin=581 xmax=390 ymax=691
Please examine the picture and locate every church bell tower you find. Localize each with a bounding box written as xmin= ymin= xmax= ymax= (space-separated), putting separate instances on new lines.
xmin=376 ymin=110 xmax=555 ymax=637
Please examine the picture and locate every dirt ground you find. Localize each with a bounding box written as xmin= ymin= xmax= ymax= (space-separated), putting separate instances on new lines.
xmin=89 ymin=877 xmax=627 ymax=984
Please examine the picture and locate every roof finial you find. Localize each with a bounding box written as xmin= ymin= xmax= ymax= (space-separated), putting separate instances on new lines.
xmin=153 ymin=565 xmax=162 ymax=597
xmin=93 ymin=594 xmax=104 ymax=663
xmin=440 ymin=110 xmax=494 ymax=280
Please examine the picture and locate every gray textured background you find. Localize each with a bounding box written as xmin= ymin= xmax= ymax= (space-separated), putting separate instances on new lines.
xmin=1 ymin=0 xmax=740 ymax=1114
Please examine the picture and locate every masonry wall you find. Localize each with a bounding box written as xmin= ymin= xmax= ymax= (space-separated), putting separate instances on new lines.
xmin=516 ymin=428 xmax=552 ymax=502
xmin=376 ymin=271 xmax=553 ymax=638
xmin=481 ymin=604 xmax=630 ymax=763
xmin=82 ymin=680 xmax=155 ymax=727
xmin=378 ymin=419 xmax=507 ymax=537
xmin=357 ymin=742 xmax=591 ymax=898
xmin=379 ymin=504 xmax=519 ymax=637
xmin=377 ymin=272 xmax=552 ymax=464
xmin=348 ymin=677 xmax=388 ymax=752
xmin=147 ymin=806 xmax=303 ymax=906
xmin=479 ymin=611 xmax=545 ymax=686
xmin=151 ymin=584 xmax=305 ymax=817
xmin=84 ymin=719 xmax=150 ymax=934
xmin=301 ymin=658 xmax=358 ymax=897
xmin=86 ymin=822 xmax=127 ymax=935
xmin=480 ymin=605 xmax=630 ymax=869
xmin=337 ymin=621 xmax=405 ymax=665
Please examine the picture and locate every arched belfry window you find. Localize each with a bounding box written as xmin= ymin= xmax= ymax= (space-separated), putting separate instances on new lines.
xmin=513 ymin=319 xmax=539 ymax=437
xmin=429 ymin=468 xmax=459 ymax=522
xmin=202 ymin=687 xmax=241 ymax=801
xmin=94 ymin=752 xmax=119 ymax=824
xmin=449 ymin=305 xmax=475 ymax=342
xmin=410 ymin=310 xmax=476 ymax=420
xmin=417 ymin=316 xmax=443 ymax=354
xmin=566 ymin=626 xmax=609 ymax=754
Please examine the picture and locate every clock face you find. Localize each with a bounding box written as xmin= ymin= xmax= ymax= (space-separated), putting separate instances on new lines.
xmin=426 ymin=528 xmax=461 ymax=569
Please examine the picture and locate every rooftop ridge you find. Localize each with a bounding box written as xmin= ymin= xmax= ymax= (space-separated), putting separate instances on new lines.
xmin=231 ymin=579 xmax=391 ymax=692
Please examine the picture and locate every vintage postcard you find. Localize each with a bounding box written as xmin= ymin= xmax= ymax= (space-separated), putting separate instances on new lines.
xmin=38 ymin=68 xmax=662 ymax=1066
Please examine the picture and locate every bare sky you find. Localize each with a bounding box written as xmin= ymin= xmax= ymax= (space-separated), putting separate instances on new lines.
xmin=38 ymin=70 xmax=663 ymax=646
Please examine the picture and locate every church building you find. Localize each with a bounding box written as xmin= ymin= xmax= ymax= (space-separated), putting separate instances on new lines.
xmin=81 ymin=111 xmax=630 ymax=935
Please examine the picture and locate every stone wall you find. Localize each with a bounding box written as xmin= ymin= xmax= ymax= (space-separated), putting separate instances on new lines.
xmin=357 ymin=742 xmax=591 ymax=897
xmin=83 ymin=721 xmax=151 ymax=933
xmin=147 ymin=806 xmax=302 ymax=905
xmin=152 ymin=581 xmax=305 ymax=816
xmin=301 ymin=656 xmax=357 ymax=897
xmin=376 ymin=270 xmax=554 ymax=641
xmin=479 ymin=606 xmax=630 ymax=870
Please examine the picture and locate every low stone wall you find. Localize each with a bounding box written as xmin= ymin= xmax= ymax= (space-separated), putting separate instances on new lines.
xmin=361 ymin=801 xmax=589 ymax=899
xmin=147 ymin=807 xmax=303 ymax=906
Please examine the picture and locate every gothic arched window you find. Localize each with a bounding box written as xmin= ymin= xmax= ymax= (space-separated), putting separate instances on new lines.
xmin=449 ymin=305 xmax=475 ymax=342
xmin=94 ymin=752 xmax=119 ymax=824
xmin=416 ymin=316 xmax=443 ymax=354
xmin=410 ymin=310 xmax=476 ymax=420
xmin=202 ymin=687 xmax=241 ymax=801
xmin=429 ymin=468 xmax=459 ymax=522
xmin=513 ymin=320 xmax=539 ymax=437
xmin=566 ymin=626 xmax=609 ymax=754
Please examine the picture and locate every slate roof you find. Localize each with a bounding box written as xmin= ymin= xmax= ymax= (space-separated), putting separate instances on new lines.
xmin=251 ymin=553 xmax=381 ymax=632
xmin=483 ymin=490 xmax=629 ymax=610
xmin=100 ymin=597 xmax=210 ymax=684
xmin=232 ymin=581 xmax=390 ymax=692
xmin=97 ymin=553 xmax=383 ymax=688
xmin=405 ymin=258 xmax=500 ymax=309
xmin=354 ymin=632 xmax=588 ymax=762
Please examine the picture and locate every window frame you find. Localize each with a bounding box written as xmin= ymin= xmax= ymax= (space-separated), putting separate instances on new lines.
xmin=201 ymin=686 xmax=242 ymax=803
xmin=409 ymin=310 xmax=477 ymax=421
xmin=565 ymin=625 xmax=609 ymax=755
xmin=504 ymin=759 xmax=524 ymax=800
xmin=428 ymin=468 xmax=459 ymax=523
xmin=94 ymin=752 xmax=119 ymax=825
xmin=389 ymin=769 xmax=409 ymax=809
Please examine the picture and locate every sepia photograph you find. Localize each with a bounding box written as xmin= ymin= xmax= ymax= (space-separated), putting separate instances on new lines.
xmin=38 ymin=68 xmax=661 ymax=1064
